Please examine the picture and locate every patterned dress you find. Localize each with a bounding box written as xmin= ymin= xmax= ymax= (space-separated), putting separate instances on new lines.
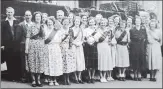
xmin=130 ymin=26 xmax=147 ymax=71
xmin=72 ymin=27 xmax=85 ymax=71
xmin=60 ymin=28 xmax=76 ymax=73
xmin=97 ymin=28 xmax=114 ymax=71
xmin=146 ymin=29 xmax=162 ymax=70
xmin=83 ymin=27 xmax=98 ymax=69
xmin=115 ymin=28 xmax=130 ymax=67
xmin=44 ymin=29 xmax=63 ymax=76
xmin=26 ymin=23 xmax=45 ymax=73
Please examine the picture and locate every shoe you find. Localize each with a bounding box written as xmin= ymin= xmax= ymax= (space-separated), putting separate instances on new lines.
xmin=74 ymin=79 xmax=79 ymax=84
xmin=87 ymin=79 xmax=91 ymax=83
xmin=100 ymin=78 xmax=104 ymax=82
xmin=151 ymin=78 xmax=156 ymax=82
xmin=103 ymin=78 xmax=108 ymax=83
xmin=122 ymin=77 xmax=126 ymax=81
xmin=31 ymin=81 xmax=37 ymax=87
xmin=67 ymin=81 xmax=71 ymax=85
xmin=110 ymin=77 xmax=114 ymax=81
xmin=49 ymin=82 xmax=54 ymax=86
xmin=107 ymin=77 xmax=111 ymax=81
xmin=91 ymin=79 xmax=95 ymax=84
xmin=138 ymin=78 xmax=142 ymax=81
xmin=78 ymin=80 xmax=84 ymax=84
xmin=54 ymin=82 xmax=59 ymax=86
xmin=44 ymin=79 xmax=49 ymax=83
xmin=37 ymin=83 xmax=43 ymax=87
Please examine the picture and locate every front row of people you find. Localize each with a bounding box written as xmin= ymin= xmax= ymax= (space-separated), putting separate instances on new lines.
xmin=1 ymin=7 xmax=162 ymax=87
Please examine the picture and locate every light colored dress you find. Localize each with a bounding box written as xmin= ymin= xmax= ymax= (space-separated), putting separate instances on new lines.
xmin=26 ymin=23 xmax=45 ymax=73
xmin=60 ymin=28 xmax=76 ymax=73
xmin=109 ymin=26 xmax=117 ymax=68
xmin=146 ymin=29 xmax=162 ymax=70
xmin=115 ymin=28 xmax=130 ymax=67
xmin=72 ymin=27 xmax=85 ymax=71
xmin=97 ymin=28 xmax=114 ymax=71
xmin=44 ymin=29 xmax=63 ymax=76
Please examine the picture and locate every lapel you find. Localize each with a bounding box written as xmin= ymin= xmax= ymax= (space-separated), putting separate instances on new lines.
xmin=5 ymin=20 xmax=14 ymax=38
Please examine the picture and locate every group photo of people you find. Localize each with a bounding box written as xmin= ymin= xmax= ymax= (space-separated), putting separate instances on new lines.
xmin=1 ymin=3 xmax=162 ymax=87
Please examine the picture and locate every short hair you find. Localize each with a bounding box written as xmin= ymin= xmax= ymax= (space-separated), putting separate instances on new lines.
xmin=149 ymin=19 xmax=159 ymax=29
xmin=42 ymin=13 xmax=48 ymax=17
xmin=95 ymin=14 xmax=103 ymax=19
xmin=25 ymin=10 xmax=32 ymax=15
xmin=57 ymin=10 xmax=64 ymax=16
xmin=88 ymin=17 xmax=95 ymax=25
xmin=6 ymin=7 xmax=15 ymax=13
xmin=46 ymin=16 xmax=56 ymax=25
xmin=74 ymin=16 xmax=81 ymax=21
xmin=61 ymin=17 xmax=70 ymax=25
xmin=32 ymin=11 xmax=42 ymax=22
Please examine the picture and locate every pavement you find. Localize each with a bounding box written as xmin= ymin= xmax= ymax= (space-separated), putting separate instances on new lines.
xmin=1 ymin=60 xmax=162 ymax=88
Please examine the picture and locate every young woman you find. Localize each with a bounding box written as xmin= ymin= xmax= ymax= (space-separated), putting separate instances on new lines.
xmin=97 ymin=18 xmax=114 ymax=82
xmin=68 ymin=12 xmax=74 ymax=28
xmin=25 ymin=11 xmax=45 ymax=87
xmin=107 ymin=17 xmax=117 ymax=81
xmin=80 ymin=15 xmax=88 ymax=30
xmin=130 ymin=16 xmax=147 ymax=81
xmin=41 ymin=12 xmax=49 ymax=83
xmin=115 ymin=20 xmax=130 ymax=81
xmin=60 ymin=17 xmax=76 ymax=85
xmin=146 ymin=19 xmax=162 ymax=82
xmin=83 ymin=17 xmax=98 ymax=83
xmin=72 ymin=16 xmax=85 ymax=84
xmin=44 ymin=17 xmax=63 ymax=86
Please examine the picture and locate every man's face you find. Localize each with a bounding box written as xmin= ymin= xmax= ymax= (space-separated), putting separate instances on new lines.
xmin=25 ymin=11 xmax=32 ymax=22
xmin=57 ymin=12 xmax=64 ymax=20
xmin=6 ymin=8 xmax=14 ymax=19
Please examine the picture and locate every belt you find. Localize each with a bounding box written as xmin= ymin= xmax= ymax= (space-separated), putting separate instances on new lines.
xmin=117 ymin=42 xmax=128 ymax=45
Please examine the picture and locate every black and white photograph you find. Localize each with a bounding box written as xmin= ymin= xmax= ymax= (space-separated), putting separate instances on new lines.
xmin=1 ymin=0 xmax=162 ymax=88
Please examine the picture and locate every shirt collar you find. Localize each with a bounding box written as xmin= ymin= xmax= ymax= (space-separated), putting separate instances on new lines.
xmin=24 ymin=20 xmax=33 ymax=25
xmin=5 ymin=17 xmax=16 ymax=21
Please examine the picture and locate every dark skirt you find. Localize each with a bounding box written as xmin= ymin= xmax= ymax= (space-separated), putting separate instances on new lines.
xmin=83 ymin=43 xmax=98 ymax=69
xmin=129 ymin=41 xmax=147 ymax=71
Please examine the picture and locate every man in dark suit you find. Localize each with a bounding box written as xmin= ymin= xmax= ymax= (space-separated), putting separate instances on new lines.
xmin=1 ymin=7 xmax=21 ymax=81
xmin=16 ymin=10 xmax=33 ymax=83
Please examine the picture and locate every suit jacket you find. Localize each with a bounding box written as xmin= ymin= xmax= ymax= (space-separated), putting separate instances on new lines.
xmin=16 ymin=21 xmax=33 ymax=51
xmin=1 ymin=19 xmax=20 ymax=51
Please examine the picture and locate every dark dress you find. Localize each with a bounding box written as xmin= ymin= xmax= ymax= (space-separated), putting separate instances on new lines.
xmin=83 ymin=27 xmax=98 ymax=69
xmin=129 ymin=26 xmax=147 ymax=71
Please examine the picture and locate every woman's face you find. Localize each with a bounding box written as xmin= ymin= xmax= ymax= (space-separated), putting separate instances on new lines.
xmin=47 ymin=19 xmax=54 ymax=28
xmin=68 ymin=13 xmax=74 ymax=20
xmin=42 ymin=14 xmax=48 ymax=24
xmin=135 ymin=18 xmax=141 ymax=26
xmin=150 ymin=21 xmax=156 ymax=29
xmin=108 ymin=19 xmax=114 ymax=27
xmin=63 ymin=19 xmax=69 ymax=27
xmin=127 ymin=18 xmax=132 ymax=25
xmin=35 ymin=13 xmax=41 ymax=23
xmin=100 ymin=20 xmax=107 ymax=27
xmin=89 ymin=19 xmax=95 ymax=26
xmin=82 ymin=16 xmax=87 ymax=23
xmin=114 ymin=17 xmax=120 ymax=24
xmin=75 ymin=19 xmax=80 ymax=26
xmin=96 ymin=16 xmax=101 ymax=24
xmin=120 ymin=21 xmax=126 ymax=28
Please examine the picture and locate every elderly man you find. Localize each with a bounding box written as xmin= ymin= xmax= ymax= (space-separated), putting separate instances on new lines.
xmin=1 ymin=7 xmax=21 ymax=81
xmin=16 ymin=10 xmax=34 ymax=82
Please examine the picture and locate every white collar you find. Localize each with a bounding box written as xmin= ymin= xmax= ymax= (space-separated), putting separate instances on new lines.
xmin=24 ymin=20 xmax=33 ymax=25
xmin=5 ymin=17 xmax=16 ymax=21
